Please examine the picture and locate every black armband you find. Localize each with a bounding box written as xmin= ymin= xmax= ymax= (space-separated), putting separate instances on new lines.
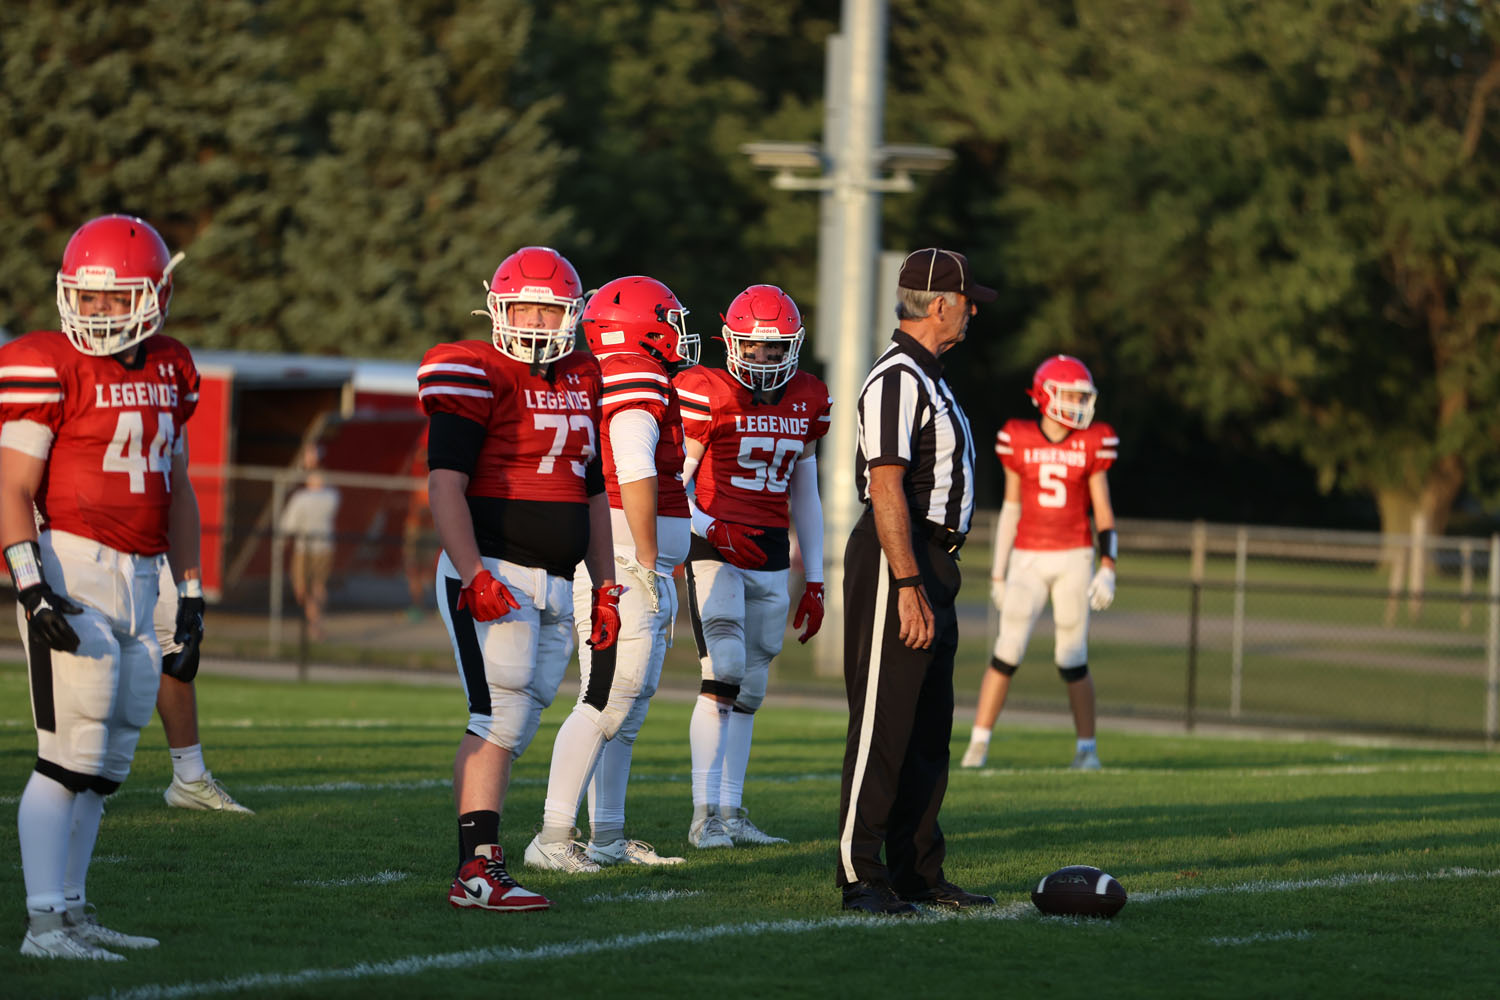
xmin=893 ymin=575 xmax=922 ymax=589
xmin=1097 ymin=528 xmax=1118 ymax=562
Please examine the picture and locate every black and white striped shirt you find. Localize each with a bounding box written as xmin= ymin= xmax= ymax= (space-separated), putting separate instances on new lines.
xmin=854 ymin=330 xmax=976 ymax=535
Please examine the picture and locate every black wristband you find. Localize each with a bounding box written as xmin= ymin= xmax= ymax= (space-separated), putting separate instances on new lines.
xmin=893 ymin=575 xmax=922 ymax=589
xmin=4 ymin=540 xmax=43 ymax=592
xmin=1097 ymin=528 xmax=1118 ymax=562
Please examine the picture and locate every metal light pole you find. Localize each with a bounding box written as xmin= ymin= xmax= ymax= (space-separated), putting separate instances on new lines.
xmin=741 ymin=0 xmax=952 ymax=675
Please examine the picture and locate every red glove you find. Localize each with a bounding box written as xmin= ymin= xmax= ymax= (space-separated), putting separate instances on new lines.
xmin=706 ymin=519 xmax=767 ymax=570
xmin=457 ymin=570 xmax=520 ymax=622
xmin=793 ymin=582 xmax=825 ymax=643
xmin=588 ymin=584 xmax=624 ymax=650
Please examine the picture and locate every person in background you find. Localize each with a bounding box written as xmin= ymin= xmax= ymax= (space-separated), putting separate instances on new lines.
xmin=962 ymin=355 xmax=1118 ymax=771
xmin=277 ymin=444 xmax=340 ymax=642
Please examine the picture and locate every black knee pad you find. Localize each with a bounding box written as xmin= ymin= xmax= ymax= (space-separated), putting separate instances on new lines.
xmin=34 ymin=757 xmax=94 ymax=793
xmin=1058 ymin=663 xmax=1089 ymax=683
xmin=88 ymin=775 xmax=122 ymax=796
xmin=989 ymin=656 xmax=1019 ymax=677
xmin=701 ymin=679 xmax=740 ymax=700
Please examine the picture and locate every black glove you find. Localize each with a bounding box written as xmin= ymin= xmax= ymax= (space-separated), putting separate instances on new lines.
xmin=6 ymin=541 xmax=82 ymax=654
xmin=169 ymin=592 xmax=205 ymax=681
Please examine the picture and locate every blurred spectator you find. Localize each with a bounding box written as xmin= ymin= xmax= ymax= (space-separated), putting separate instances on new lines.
xmin=279 ymin=444 xmax=340 ymax=640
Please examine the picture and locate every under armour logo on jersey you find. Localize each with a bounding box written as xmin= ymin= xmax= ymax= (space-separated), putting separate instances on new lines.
xmin=157 ymin=362 xmax=176 ymax=379
xmin=792 ymin=401 xmax=807 ymax=412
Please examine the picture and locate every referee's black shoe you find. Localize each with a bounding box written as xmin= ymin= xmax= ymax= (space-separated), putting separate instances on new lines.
xmin=898 ymin=880 xmax=997 ymax=909
xmin=841 ymin=880 xmax=919 ymax=916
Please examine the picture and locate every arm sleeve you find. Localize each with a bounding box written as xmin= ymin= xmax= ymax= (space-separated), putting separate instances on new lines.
xmin=789 ymin=454 xmax=823 ymax=584
xmin=681 ymin=452 xmax=714 ymax=538
xmin=991 ymin=501 xmax=1020 ymax=582
xmin=609 ymin=407 xmax=661 ymax=485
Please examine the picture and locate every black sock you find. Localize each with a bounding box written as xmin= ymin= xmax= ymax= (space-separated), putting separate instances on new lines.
xmin=458 ymin=810 xmax=500 ymax=863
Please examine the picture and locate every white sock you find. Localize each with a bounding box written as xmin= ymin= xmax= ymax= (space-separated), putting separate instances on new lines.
xmin=586 ymin=735 xmax=634 ymax=841
xmin=63 ymin=790 xmax=106 ymax=905
xmin=540 ymin=711 xmax=607 ymax=842
xmin=970 ymin=725 xmax=992 ymax=745
xmin=689 ymin=695 xmax=729 ymax=809
xmin=718 ymin=709 xmax=755 ymax=813
xmin=1077 ymin=737 xmax=1097 ymax=753
xmin=169 ymin=743 xmax=208 ymax=784
xmin=19 ymin=771 xmax=75 ymax=914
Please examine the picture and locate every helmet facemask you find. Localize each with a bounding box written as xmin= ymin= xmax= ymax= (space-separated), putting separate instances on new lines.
xmin=486 ymin=287 xmax=581 ymax=366
xmin=724 ymin=325 xmax=803 ymax=392
xmin=57 ymin=253 xmax=183 ymax=357
xmin=1041 ymin=380 xmax=1097 ymax=430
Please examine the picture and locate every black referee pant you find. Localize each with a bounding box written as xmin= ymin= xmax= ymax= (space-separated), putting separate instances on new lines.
xmin=835 ymin=508 xmax=961 ymax=893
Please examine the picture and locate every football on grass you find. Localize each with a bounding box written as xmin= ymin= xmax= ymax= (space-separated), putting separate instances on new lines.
xmin=1031 ymin=865 xmax=1127 ymax=918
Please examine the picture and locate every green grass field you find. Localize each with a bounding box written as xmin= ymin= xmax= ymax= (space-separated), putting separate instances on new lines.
xmin=1 ymin=663 xmax=1497 ymax=1000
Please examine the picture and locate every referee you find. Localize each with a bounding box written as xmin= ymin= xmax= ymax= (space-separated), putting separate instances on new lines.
xmin=836 ymin=248 xmax=998 ymax=915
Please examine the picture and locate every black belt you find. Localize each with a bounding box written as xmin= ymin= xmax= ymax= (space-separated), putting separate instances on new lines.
xmin=925 ymin=521 xmax=966 ymax=554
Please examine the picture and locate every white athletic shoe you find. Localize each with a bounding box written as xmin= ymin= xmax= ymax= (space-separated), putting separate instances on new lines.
xmin=586 ymin=838 xmax=686 ymax=866
xmin=722 ymin=807 xmax=787 ymax=845
xmin=960 ymin=741 xmax=989 ymax=769
xmin=1070 ymin=749 xmax=1102 ymax=771
xmin=20 ymin=913 xmax=124 ymax=961
xmin=164 ymin=772 xmax=254 ymax=813
xmin=688 ymin=808 xmax=734 ymax=849
xmin=66 ymin=907 xmax=159 ymax=950
xmin=524 ymin=832 xmax=602 ymax=873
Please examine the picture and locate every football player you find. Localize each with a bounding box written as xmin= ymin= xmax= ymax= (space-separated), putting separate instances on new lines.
xmin=419 ymin=246 xmax=620 ymax=912
xmin=676 ymin=284 xmax=831 ymax=848
xmin=150 ymin=564 xmax=252 ymax=814
xmin=3 ymin=214 xmax=206 ymax=958
xmin=526 ymin=275 xmax=695 ymax=872
xmin=961 ymin=355 xmax=1119 ymax=771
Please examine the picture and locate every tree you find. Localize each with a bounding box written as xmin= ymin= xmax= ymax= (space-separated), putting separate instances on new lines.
xmin=893 ymin=0 xmax=1500 ymax=534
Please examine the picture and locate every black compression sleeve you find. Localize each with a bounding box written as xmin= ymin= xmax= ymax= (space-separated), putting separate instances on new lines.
xmin=426 ymin=412 xmax=487 ymax=477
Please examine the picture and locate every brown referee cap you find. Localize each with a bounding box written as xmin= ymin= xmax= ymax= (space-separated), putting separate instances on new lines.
xmin=898 ymin=248 xmax=997 ymax=303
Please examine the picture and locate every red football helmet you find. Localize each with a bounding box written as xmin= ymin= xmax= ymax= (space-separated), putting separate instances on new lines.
xmin=721 ymin=284 xmax=804 ymax=392
xmin=485 ymin=246 xmax=583 ymax=365
xmin=55 ymin=214 xmax=184 ymax=357
xmin=1027 ymin=354 xmax=1097 ymax=429
xmin=581 ymin=276 xmax=691 ymax=368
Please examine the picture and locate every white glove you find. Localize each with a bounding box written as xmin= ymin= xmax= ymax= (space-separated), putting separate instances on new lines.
xmin=1088 ymin=566 xmax=1116 ymax=611
xmin=990 ymin=579 xmax=1006 ymax=611
xmin=616 ymin=554 xmax=667 ymax=615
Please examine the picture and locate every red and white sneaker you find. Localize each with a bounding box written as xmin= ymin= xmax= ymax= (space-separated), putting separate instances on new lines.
xmin=448 ymin=845 xmax=550 ymax=912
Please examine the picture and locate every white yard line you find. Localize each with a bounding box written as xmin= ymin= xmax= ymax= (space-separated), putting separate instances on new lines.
xmin=98 ymin=869 xmax=1500 ymax=1000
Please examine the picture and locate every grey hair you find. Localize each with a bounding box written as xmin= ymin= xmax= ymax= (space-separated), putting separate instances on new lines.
xmin=895 ymin=288 xmax=961 ymax=321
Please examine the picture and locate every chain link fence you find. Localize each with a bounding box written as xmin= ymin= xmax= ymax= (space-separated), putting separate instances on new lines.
xmin=3 ymin=470 xmax=1496 ymax=746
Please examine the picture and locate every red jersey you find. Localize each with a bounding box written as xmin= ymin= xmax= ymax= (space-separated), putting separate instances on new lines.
xmin=596 ymin=351 xmax=688 ymax=518
xmin=996 ymin=419 xmax=1118 ymax=550
xmin=0 ymin=330 xmax=200 ymax=556
xmin=675 ymin=367 xmax=832 ymax=529
xmin=417 ymin=340 xmax=602 ymax=504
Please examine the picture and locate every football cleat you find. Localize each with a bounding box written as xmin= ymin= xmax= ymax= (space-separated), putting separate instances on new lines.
xmin=448 ymin=845 xmax=550 ymax=911
xmin=722 ymin=807 xmax=787 ymax=845
xmin=164 ymin=772 xmax=254 ymax=813
xmin=66 ymin=907 xmax=159 ymax=950
xmin=960 ymin=741 xmax=989 ymax=769
xmin=20 ymin=912 xmax=124 ymax=961
xmin=524 ymin=832 xmax=601 ymax=873
xmin=688 ymin=808 xmax=734 ymax=849
xmin=586 ymin=838 xmax=685 ymax=866
xmin=1070 ymin=749 xmax=1102 ymax=771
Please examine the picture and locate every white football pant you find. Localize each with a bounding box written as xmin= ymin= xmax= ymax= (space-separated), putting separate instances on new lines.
xmin=994 ymin=546 xmax=1094 ymax=669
